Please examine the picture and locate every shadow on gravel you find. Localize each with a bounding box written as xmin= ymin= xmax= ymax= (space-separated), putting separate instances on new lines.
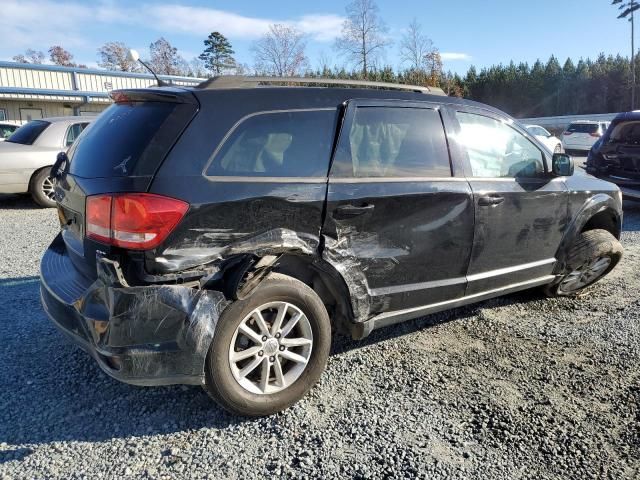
xmin=0 ymin=448 xmax=34 ymax=464
xmin=331 ymin=288 xmax=547 ymax=356
xmin=0 ymin=194 xmax=43 ymax=210
xmin=623 ymin=200 xmax=640 ymax=232
xmin=0 ymin=277 xmax=246 ymax=447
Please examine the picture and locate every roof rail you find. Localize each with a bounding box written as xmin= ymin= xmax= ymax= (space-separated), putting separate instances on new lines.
xmin=196 ymin=76 xmax=447 ymax=96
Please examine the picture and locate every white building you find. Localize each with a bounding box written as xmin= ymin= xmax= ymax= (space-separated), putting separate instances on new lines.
xmin=0 ymin=61 xmax=203 ymax=123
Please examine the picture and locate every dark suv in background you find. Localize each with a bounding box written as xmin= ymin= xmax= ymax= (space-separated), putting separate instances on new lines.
xmin=586 ymin=111 xmax=640 ymax=200
xmin=41 ymin=77 xmax=624 ymax=416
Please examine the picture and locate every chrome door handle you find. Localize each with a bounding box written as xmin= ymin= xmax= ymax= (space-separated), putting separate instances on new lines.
xmin=478 ymin=196 xmax=505 ymax=206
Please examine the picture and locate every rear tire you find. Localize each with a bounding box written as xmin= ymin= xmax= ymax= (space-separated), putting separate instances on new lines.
xmin=546 ymin=229 xmax=623 ymax=297
xmin=29 ymin=168 xmax=56 ymax=208
xmin=203 ymin=273 xmax=331 ymax=416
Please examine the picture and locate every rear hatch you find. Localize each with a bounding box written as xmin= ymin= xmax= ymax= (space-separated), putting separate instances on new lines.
xmin=55 ymin=88 xmax=198 ymax=281
xmin=597 ymin=119 xmax=640 ymax=180
xmin=563 ymin=123 xmax=600 ymax=149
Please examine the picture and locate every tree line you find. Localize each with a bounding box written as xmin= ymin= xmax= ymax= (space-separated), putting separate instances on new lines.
xmin=9 ymin=0 xmax=637 ymax=117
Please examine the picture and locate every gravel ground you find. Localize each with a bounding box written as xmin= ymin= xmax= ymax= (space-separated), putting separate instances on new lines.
xmin=0 ymin=192 xmax=639 ymax=480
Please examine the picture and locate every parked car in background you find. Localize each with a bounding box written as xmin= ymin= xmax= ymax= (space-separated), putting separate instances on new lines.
xmin=586 ymin=111 xmax=640 ymax=200
xmin=0 ymin=121 xmax=20 ymax=141
xmin=40 ymin=78 xmax=624 ymax=417
xmin=0 ymin=116 xmax=93 ymax=206
xmin=524 ymin=124 xmax=563 ymax=153
xmin=562 ymin=120 xmax=610 ymax=155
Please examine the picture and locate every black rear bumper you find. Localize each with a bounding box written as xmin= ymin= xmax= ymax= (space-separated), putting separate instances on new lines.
xmin=40 ymin=234 xmax=228 ymax=386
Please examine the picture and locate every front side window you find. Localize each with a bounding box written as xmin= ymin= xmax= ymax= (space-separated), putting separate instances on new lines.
xmin=456 ymin=112 xmax=544 ymax=178
xmin=333 ymin=106 xmax=451 ymax=178
xmin=207 ymin=110 xmax=337 ymax=177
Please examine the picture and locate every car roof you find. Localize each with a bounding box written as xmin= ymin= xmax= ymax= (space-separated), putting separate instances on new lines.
xmin=569 ymin=120 xmax=601 ymax=125
xmin=612 ymin=111 xmax=640 ymax=123
xmin=40 ymin=116 xmax=96 ymax=124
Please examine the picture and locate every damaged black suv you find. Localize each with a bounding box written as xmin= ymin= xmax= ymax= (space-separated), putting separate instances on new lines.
xmin=41 ymin=77 xmax=624 ymax=416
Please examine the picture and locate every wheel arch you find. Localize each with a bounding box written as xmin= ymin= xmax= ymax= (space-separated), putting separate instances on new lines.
xmin=210 ymin=251 xmax=355 ymax=336
xmin=555 ymin=193 xmax=622 ymax=272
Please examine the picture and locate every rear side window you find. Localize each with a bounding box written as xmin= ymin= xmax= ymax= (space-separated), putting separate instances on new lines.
xmin=567 ymin=123 xmax=599 ymax=134
xmin=206 ymin=110 xmax=337 ymax=177
xmin=6 ymin=120 xmax=50 ymax=145
xmin=68 ymin=102 xmax=195 ymax=178
xmin=65 ymin=123 xmax=89 ymax=147
xmin=332 ymin=106 xmax=451 ymax=178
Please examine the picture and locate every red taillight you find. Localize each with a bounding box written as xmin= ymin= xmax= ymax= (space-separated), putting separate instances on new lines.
xmin=563 ymin=131 xmax=572 ymax=136
xmin=86 ymin=195 xmax=112 ymax=244
xmin=86 ymin=193 xmax=188 ymax=250
xmin=590 ymin=132 xmax=601 ymax=138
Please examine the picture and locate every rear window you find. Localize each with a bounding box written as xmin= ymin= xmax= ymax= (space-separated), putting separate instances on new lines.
xmin=206 ymin=110 xmax=337 ymax=177
xmin=68 ymin=101 xmax=195 ymax=178
xmin=567 ymin=123 xmax=599 ymax=134
xmin=6 ymin=120 xmax=50 ymax=145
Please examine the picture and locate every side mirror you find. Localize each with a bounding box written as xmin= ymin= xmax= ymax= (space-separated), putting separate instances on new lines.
xmin=552 ymin=153 xmax=574 ymax=176
xmin=51 ymin=151 xmax=68 ymax=179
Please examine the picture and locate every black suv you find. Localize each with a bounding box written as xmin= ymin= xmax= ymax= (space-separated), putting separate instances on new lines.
xmin=40 ymin=78 xmax=624 ymax=416
xmin=586 ymin=111 xmax=640 ymax=200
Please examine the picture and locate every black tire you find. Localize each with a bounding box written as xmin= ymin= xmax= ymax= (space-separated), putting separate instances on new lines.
xmin=546 ymin=229 xmax=623 ymax=297
xmin=203 ymin=273 xmax=331 ymax=416
xmin=29 ymin=168 xmax=56 ymax=208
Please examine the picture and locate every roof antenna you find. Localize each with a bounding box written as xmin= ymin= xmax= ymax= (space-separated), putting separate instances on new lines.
xmin=127 ymin=49 xmax=167 ymax=87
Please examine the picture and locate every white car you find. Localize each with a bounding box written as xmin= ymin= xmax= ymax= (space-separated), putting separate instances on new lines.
xmin=0 ymin=121 xmax=20 ymax=141
xmin=561 ymin=121 xmax=610 ymax=155
xmin=524 ymin=124 xmax=563 ymax=154
xmin=0 ymin=116 xmax=93 ymax=206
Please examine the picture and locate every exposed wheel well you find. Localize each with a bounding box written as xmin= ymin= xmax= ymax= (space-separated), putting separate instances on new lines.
xmin=582 ymin=209 xmax=621 ymax=239
xmin=271 ymin=254 xmax=354 ymax=335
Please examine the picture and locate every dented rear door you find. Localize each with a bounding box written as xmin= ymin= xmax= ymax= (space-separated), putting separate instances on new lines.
xmin=322 ymin=100 xmax=474 ymax=318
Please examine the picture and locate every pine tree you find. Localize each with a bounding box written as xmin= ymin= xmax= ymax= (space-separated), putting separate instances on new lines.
xmin=199 ymin=32 xmax=236 ymax=75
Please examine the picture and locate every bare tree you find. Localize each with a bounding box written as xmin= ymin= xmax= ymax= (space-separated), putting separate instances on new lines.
xmin=252 ymin=24 xmax=308 ymax=76
xmin=334 ymin=0 xmax=389 ymax=77
xmin=13 ymin=49 xmax=44 ymax=64
xmin=399 ymin=18 xmax=433 ymax=71
xmin=187 ymin=57 xmax=207 ymax=78
xmin=49 ymin=46 xmax=75 ymax=66
xmin=97 ymin=42 xmax=139 ymax=72
xmin=148 ymin=37 xmax=186 ymax=75
xmin=424 ymin=48 xmax=443 ymax=86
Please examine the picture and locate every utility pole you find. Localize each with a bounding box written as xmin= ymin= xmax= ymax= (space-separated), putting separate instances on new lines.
xmin=613 ymin=0 xmax=640 ymax=109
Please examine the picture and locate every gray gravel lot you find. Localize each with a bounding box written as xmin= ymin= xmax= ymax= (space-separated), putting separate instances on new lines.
xmin=0 ymin=192 xmax=639 ymax=480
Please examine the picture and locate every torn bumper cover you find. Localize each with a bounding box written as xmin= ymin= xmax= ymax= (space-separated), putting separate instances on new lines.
xmin=39 ymin=234 xmax=228 ymax=386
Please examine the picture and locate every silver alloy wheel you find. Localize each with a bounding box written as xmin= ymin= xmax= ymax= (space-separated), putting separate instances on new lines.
xmin=557 ymin=256 xmax=612 ymax=294
xmin=228 ymin=301 xmax=313 ymax=395
xmin=41 ymin=176 xmax=55 ymax=200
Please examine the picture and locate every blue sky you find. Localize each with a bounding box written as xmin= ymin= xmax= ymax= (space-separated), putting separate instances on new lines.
xmin=1 ymin=0 xmax=634 ymax=74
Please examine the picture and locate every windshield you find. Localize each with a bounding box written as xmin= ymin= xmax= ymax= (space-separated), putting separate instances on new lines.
xmin=567 ymin=123 xmax=599 ymax=134
xmin=68 ymin=101 xmax=195 ymax=178
xmin=606 ymin=121 xmax=640 ymax=145
xmin=6 ymin=120 xmax=50 ymax=145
